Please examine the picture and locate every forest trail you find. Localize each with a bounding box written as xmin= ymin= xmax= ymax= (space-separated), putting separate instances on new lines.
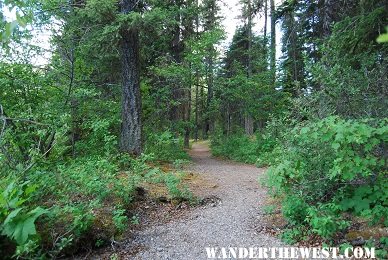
xmin=126 ymin=142 xmax=283 ymax=259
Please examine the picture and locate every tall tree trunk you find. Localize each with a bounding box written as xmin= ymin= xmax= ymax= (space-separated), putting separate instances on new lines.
xmin=204 ymin=0 xmax=217 ymax=137
xmin=244 ymin=116 xmax=254 ymax=135
xmin=170 ymin=25 xmax=182 ymax=126
xmin=206 ymin=54 xmax=214 ymax=134
xmin=201 ymin=84 xmax=207 ymax=139
xmin=184 ymin=70 xmax=191 ymax=148
xmin=70 ymin=99 xmax=79 ymax=157
xmin=245 ymin=0 xmax=254 ymax=135
xmin=170 ymin=0 xmax=184 ymax=135
xmin=270 ymin=0 xmax=276 ymax=87
xmin=319 ymin=0 xmax=334 ymax=37
xmin=182 ymin=0 xmax=195 ymax=148
xmin=194 ymin=0 xmax=200 ymax=141
xmin=227 ymin=103 xmax=231 ymax=136
xmin=119 ymin=0 xmax=142 ymax=155
xmin=264 ymin=0 xmax=268 ymax=42
xmin=194 ymin=71 xmax=199 ymax=141
xmin=247 ymin=0 xmax=252 ymax=78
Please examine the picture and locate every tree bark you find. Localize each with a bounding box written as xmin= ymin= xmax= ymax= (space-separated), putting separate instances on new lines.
xmin=201 ymin=84 xmax=207 ymax=139
xmin=119 ymin=0 xmax=142 ymax=155
xmin=206 ymin=55 xmax=214 ymax=134
xmin=184 ymin=78 xmax=191 ymax=148
xmin=244 ymin=115 xmax=254 ymax=135
xmin=204 ymin=0 xmax=217 ymax=136
xmin=270 ymin=0 xmax=276 ymax=87
xmin=194 ymin=0 xmax=200 ymax=141
xmin=245 ymin=0 xmax=254 ymax=135
xmin=264 ymin=0 xmax=268 ymax=42
xmin=194 ymin=74 xmax=199 ymax=141
xmin=247 ymin=0 xmax=252 ymax=79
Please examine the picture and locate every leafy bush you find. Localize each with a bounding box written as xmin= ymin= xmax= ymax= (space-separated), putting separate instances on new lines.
xmin=265 ymin=116 xmax=387 ymax=240
xmin=145 ymin=168 xmax=195 ymax=203
xmin=211 ymin=128 xmax=278 ymax=165
xmin=163 ymin=173 xmax=194 ymax=202
xmin=112 ymin=207 xmax=128 ymax=234
xmin=0 ymin=179 xmax=48 ymax=255
xmin=144 ymin=131 xmax=189 ymax=162
xmin=281 ymin=227 xmax=304 ymax=244
xmin=0 ymin=147 xmax=192 ymax=258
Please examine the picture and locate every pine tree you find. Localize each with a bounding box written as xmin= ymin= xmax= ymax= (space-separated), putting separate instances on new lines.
xmin=270 ymin=0 xmax=276 ymax=87
xmin=119 ymin=0 xmax=142 ymax=155
xmin=202 ymin=0 xmax=221 ymax=138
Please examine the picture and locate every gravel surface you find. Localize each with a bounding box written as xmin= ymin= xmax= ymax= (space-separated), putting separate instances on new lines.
xmin=124 ymin=142 xmax=283 ymax=259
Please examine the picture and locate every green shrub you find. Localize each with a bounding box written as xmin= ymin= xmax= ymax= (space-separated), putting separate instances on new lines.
xmin=281 ymin=227 xmax=304 ymax=244
xmin=282 ymin=195 xmax=309 ymax=226
xmin=144 ymin=131 xmax=189 ymax=162
xmin=265 ymin=116 xmax=387 ymax=240
xmin=0 ymin=179 xmax=48 ymax=258
xmin=211 ymin=132 xmax=257 ymax=164
xmin=211 ymin=129 xmax=279 ymax=165
xmin=1 ymin=152 xmax=161 ymax=257
xmin=164 ymin=173 xmax=193 ymax=202
xmin=112 ymin=207 xmax=128 ymax=234
xmin=306 ymin=203 xmax=349 ymax=239
xmin=146 ymin=168 xmax=195 ymax=203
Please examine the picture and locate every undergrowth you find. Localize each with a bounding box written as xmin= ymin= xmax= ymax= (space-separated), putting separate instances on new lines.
xmin=0 ymin=131 xmax=193 ymax=259
xmin=211 ymin=116 xmax=388 ymax=257
xmin=210 ymin=129 xmax=277 ymax=166
xmin=263 ymin=117 xmax=387 ymax=256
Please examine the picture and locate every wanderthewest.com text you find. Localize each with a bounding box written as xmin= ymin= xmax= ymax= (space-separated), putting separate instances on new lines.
xmin=205 ymin=247 xmax=375 ymax=259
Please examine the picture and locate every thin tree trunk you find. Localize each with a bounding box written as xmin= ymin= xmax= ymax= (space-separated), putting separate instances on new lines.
xmin=195 ymin=71 xmax=199 ymax=141
xmin=206 ymin=55 xmax=214 ymax=134
xmin=170 ymin=0 xmax=184 ymax=135
xmin=194 ymin=0 xmax=200 ymax=141
xmin=66 ymin=1 xmax=78 ymax=156
xmin=227 ymin=103 xmax=231 ymax=136
xmin=245 ymin=0 xmax=254 ymax=135
xmin=270 ymin=0 xmax=276 ymax=87
xmin=247 ymin=0 xmax=252 ymax=79
xmin=193 ymin=0 xmax=201 ymax=141
xmin=203 ymin=0 xmax=217 ymax=137
xmin=170 ymin=25 xmax=182 ymax=126
xmin=119 ymin=0 xmax=142 ymax=155
xmin=201 ymin=84 xmax=207 ymax=139
xmin=183 ymin=0 xmax=195 ymax=148
xmin=184 ymin=81 xmax=191 ymax=148
xmin=245 ymin=116 xmax=254 ymax=135
xmin=70 ymin=99 xmax=78 ymax=157
xmin=264 ymin=0 xmax=268 ymax=42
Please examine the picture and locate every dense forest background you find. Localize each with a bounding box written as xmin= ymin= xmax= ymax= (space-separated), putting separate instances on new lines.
xmin=0 ymin=0 xmax=387 ymax=258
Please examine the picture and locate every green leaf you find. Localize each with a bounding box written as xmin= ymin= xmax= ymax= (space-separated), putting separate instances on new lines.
xmin=4 ymin=21 xmax=18 ymax=38
xmin=377 ymin=34 xmax=388 ymax=43
xmin=24 ymin=184 xmax=37 ymax=196
xmin=1 ymin=207 xmax=47 ymax=245
xmin=3 ymin=208 xmax=23 ymax=225
xmin=331 ymin=142 xmax=340 ymax=150
xmin=12 ymin=217 xmax=36 ymax=244
xmin=340 ymin=199 xmax=355 ymax=211
xmin=16 ymin=12 xmax=27 ymax=28
xmin=354 ymin=199 xmax=371 ymax=214
xmin=300 ymin=127 xmax=309 ymax=135
xmin=377 ymin=27 xmax=388 ymax=43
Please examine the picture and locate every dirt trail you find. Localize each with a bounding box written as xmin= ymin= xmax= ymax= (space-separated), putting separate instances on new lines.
xmin=123 ymin=142 xmax=283 ymax=259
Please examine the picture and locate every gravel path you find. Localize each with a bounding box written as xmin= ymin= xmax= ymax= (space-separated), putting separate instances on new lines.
xmin=124 ymin=142 xmax=283 ymax=259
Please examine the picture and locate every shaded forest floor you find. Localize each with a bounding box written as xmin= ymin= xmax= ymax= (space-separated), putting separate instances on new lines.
xmin=79 ymin=142 xmax=283 ymax=259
